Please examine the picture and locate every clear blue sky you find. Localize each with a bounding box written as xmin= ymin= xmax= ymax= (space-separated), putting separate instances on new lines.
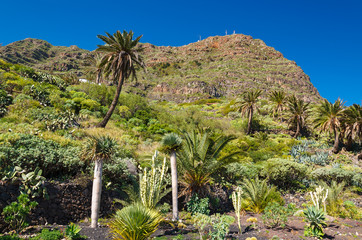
xmin=1 ymin=0 xmax=361 ymax=104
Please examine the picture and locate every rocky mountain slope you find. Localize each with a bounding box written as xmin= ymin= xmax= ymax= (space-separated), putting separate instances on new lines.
xmin=0 ymin=35 xmax=322 ymax=102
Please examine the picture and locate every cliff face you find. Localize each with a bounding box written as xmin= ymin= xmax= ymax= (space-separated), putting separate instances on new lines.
xmin=0 ymin=35 xmax=322 ymax=102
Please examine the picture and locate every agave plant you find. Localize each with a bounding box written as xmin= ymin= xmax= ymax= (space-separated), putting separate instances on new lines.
xmin=303 ymin=206 xmax=327 ymax=238
xmin=109 ymin=203 xmax=163 ymax=240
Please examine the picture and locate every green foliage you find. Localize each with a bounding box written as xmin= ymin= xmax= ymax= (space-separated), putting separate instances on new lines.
xmin=192 ymin=213 xmax=211 ymax=240
xmin=318 ymin=181 xmax=345 ymax=216
xmin=261 ymin=202 xmax=296 ymax=228
xmin=209 ymin=214 xmax=234 ymax=240
xmin=0 ymin=89 xmax=13 ymax=117
xmin=65 ymin=223 xmax=84 ymax=240
xmin=109 ymin=203 xmax=163 ymax=240
xmin=159 ymin=132 xmax=182 ymax=153
xmin=23 ymin=84 xmax=51 ymax=106
xmin=17 ymin=167 xmax=47 ymax=199
xmin=30 ymin=228 xmax=63 ymax=240
xmin=240 ymin=177 xmax=284 ymax=213
xmin=186 ymin=194 xmax=210 ymax=216
xmin=352 ymin=173 xmax=362 ymax=187
xmin=261 ymin=158 xmax=309 ymax=190
xmin=2 ymin=194 xmax=38 ymax=232
xmin=311 ymin=167 xmax=356 ymax=185
xmin=31 ymin=109 xmax=79 ymax=131
xmin=0 ymin=235 xmax=21 ymax=240
xmin=0 ymin=134 xmax=83 ymax=178
xmin=101 ymin=157 xmax=134 ymax=188
xmin=303 ymin=206 xmax=327 ymax=239
xmin=340 ymin=200 xmax=362 ymax=220
xmin=82 ymin=135 xmax=118 ymax=163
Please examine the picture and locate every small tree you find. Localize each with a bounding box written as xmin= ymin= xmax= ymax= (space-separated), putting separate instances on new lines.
xmin=82 ymin=135 xmax=118 ymax=228
xmin=160 ymin=132 xmax=182 ymax=221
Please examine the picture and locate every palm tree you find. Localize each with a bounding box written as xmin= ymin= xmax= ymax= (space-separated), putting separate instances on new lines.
xmin=160 ymin=133 xmax=182 ymax=221
xmin=286 ymin=95 xmax=310 ymax=138
xmin=178 ymin=130 xmax=240 ymax=199
xmin=342 ymin=103 xmax=362 ymax=149
xmin=314 ymin=99 xmax=345 ymax=153
xmin=82 ymin=135 xmax=118 ymax=228
xmin=95 ymin=30 xmax=145 ymax=128
xmin=269 ymin=90 xmax=286 ymax=120
xmin=85 ymin=53 xmax=104 ymax=84
xmin=235 ymin=89 xmax=262 ymax=135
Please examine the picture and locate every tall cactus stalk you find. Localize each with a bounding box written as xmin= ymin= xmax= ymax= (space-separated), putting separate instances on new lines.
xmin=232 ymin=186 xmax=244 ymax=234
xmin=310 ymin=185 xmax=328 ymax=212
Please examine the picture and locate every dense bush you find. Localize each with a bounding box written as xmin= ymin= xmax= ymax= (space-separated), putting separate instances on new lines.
xmin=186 ymin=194 xmax=210 ymax=215
xmin=261 ymin=158 xmax=309 ymax=190
xmin=224 ymin=163 xmax=263 ymax=185
xmin=0 ymin=134 xmax=83 ymax=178
xmin=311 ymin=167 xmax=356 ymax=185
xmin=262 ymin=202 xmax=296 ymax=228
xmin=0 ymin=89 xmax=13 ymax=117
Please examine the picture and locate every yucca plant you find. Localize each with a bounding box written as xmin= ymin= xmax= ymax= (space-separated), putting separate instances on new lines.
xmin=241 ymin=177 xmax=282 ymax=213
xmin=304 ymin=206 xmax=327 ymax=238
xmin=109 ymin=203 xmax=163 ymax=240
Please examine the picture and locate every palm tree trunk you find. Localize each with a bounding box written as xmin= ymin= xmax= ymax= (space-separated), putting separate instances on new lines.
xmin=294 ymin=121 xmax=300 ymax=138
xmin=96 ymin=76 xmax=124 ymax=128
xmin=332 ymin=127 xmax=340 ymax=153
xmin=170 ymin=151 xmax=178 ymax=221
xmin=91 ymin=159 xmax=103 ymax=228
xmin=247 ymin=107 xmax=253 ymax=135
xmin=96 ymin=69 xmax=102 ymax=84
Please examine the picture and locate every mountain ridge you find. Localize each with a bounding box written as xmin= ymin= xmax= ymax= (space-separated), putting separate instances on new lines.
xmin=0 ymin=34 xmax=322 ymax=102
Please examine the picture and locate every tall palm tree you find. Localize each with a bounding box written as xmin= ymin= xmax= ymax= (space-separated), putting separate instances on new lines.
xmin=286 ymin=95 xmax=310 ymax=138
xmin=269 ymin=90 xmax=286 ymax=120
xmin=95 ymin=30 xmax=145 ymax=128
xmin=82 ymin=135 xmax=118 ymax=228
xmin=178 ymin=130 xmax=240 ymax=199
xmin=341 ymin=103 xmax=362 ymax=149
xmin=160 ymin=133 xmax=182 ymax=221
xmin=235 ymin=89 xmax=262 ymax=135
xmin=314 ymin=99 xmax=345 ymax=153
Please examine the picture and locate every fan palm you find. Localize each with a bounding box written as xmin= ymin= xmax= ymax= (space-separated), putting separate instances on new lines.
xmin=160 ymin=133 xmax=182 ymax=221
xmin=82 ymin=135 xmax=118 ymax=228
xmin=286 ymin=95 xmax=310 ymax=138
xmin=314 ymin=99 xmax=345 ymax=153
xmin=342 ymin=103 xmax=362 ymax=149
xmin=95 ymin=30 xmax=145 ymax=128
xmin=269 ymin=90 xmax=286 ymax=120
xmin=235 ymin=89 xmax=262 ymax=135
xmin=178 ymin=130 xmax=240 ymax=199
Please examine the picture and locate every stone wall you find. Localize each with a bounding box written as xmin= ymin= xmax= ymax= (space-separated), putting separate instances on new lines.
xmin=0 ymin=180 xmax=122 ymax=231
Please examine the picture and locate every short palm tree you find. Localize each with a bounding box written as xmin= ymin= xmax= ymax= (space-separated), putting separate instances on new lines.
xmin=82 ymin=135 xmax=118 ymax=228
xmin=160 ymin=133 xmax=182 ymax=221
xmin=314 ymin=99 xmax=345 ymax=153
xmin=95 ymin=30 xmax=145 ymax=128
xmin=342 ymin=103 xmax=362 ymax=149
xmin=235 ymin=89 xmax=262 ymax=135
xmin=85 ymin=53 xmax=104 ymax=84
xmin=286 ymin=95 xmax=310 ymax=138
xmin=269 ymin=90 xmax=286 ymax=120
xmin=178 ymin=130 xmax=240 ymax=199
xmin=109 ymin=203 xmax=163 ymax=240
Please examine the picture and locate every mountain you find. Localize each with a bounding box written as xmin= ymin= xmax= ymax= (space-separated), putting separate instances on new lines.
xmin=0 ymin=35 xmax=322 ymax=102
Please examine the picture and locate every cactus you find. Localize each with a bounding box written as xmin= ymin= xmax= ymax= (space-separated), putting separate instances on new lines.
xmin=232 ymin=186 xmax=244 ymax=234
xmin=310 ymin=186 xmax=328 ymax=212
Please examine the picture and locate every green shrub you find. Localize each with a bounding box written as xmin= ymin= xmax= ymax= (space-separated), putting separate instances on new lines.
xmin=64 ymin=223 xmax=84 ymax=240
xmin=0 ymin=134 xmax=83 ymax=178
xmin=311 ymin=167 xmax=355 ymax=185
xmin=23 ymin=84 xmax=51 ymax=107
xmin=30 ymin=228 xmax=63 ymax=240
xmin=209 ymin=214 xmax=234 ymax=240
xmin=0 ymin=89 xmax=13 ymax=117
xmin=340 ymin=201 xmax=362 ymax=220
xmin=192 ymin=213 xmax=211 ymax=240
xmin=261 ymin=202 xmax=296 ymax=228
xmin=101 ymin=158 xmax=134 ymax=188
xmin=109 ymin=203 xmax=163 ymax=240
xmin=224 ymin=163 xmax=262 ymax=185
xmin=186 ymin=194 xmax=210 ymax=215
xmin=2 ymin=194 xmax=38 ymax=232
xmin=352 ymin=173 xmax=362 ymax=188
xmin=261 ymin=158 xmax=309 ymax=190
xmin=0 ymin=235 xmax=21 ymax=240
